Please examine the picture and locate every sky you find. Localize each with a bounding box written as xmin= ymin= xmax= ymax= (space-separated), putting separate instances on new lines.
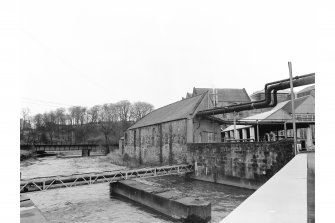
xmin=13 ymin=0 xmax=318 ymax=115
xmin=1 ymin=1 xmax=335 ymax=221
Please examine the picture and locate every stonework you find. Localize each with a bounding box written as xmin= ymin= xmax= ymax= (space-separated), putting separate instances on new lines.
xmin=186 ymin=140 xmax=295 ymax=189
xmin=123 ymin=119 xmax=188 ymax=165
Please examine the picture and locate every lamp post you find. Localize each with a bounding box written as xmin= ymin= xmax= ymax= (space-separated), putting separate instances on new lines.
xmin=288 ymin=61 xmax=297 ymax=155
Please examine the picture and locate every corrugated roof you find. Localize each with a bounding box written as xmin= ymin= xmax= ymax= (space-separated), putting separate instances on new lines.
xmin=241 ymin=100 xmax=290 ymax=122
xmin=194 ymin=88 xmax=250 ymax=103
xmin=222 ymin=95 xmax=314 ymax=131
xmin=222 ymin=125 xmax=252 ymax=132
xmin=128 ymin=93 xmax=206 ymax=129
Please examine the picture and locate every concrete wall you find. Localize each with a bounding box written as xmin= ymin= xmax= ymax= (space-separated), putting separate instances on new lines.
xmin=186 ymin=140 xmax=295 ymax=189
xmin=110 ymin=180 xmax=211 ymax=223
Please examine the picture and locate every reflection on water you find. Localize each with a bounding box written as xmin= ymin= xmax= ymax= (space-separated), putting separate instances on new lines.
xmin=28 ymin=184 xmax=175 ymax=223
xmin=21 ymin=156 xmax=253 ymax=223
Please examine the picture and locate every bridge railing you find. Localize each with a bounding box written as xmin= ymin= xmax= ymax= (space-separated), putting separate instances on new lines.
xmin=20 ymin=164 xmax=194 ymax=193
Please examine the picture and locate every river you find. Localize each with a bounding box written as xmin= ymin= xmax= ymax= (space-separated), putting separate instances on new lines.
xmin=20 ymin=155 xmax=253 ymax=223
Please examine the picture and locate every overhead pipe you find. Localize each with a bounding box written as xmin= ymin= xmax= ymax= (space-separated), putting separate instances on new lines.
xmin=209 ymin=73 xmax=315 ymax=112
xmin=197 ymin=73 xmax=315 ymax=116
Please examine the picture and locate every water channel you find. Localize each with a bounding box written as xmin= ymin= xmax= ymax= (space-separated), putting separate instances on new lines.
xmin=21 ymin=155 xmax=254 ymax=223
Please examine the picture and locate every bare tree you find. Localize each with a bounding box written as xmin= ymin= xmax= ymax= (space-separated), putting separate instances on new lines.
xmin=116 ymin=100 xmax=131 ymax=122
xmin=42 ymin=111 xmax=56 ymax=143
xmin=55 ymin=108 xmax=66 ymax=125
xmin=98 ymin=103 xmax=117 ymax=153
xmin=87 ymin=105 xmax=101 ymax=124
xmin=21 ymin=107 xmax=31 ymax=130
xmin=131 ymin=101 xmax=154 ymax=121
xmin=79 ymin=107 xmax=87 ymax=125
xmin=33 ymin=114 xmax=44 ymax=129
xmin=68 ymin=106 xmax=77 ymax=125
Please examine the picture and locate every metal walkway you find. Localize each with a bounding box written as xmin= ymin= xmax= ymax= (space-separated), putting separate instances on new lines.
xmin=20 ymin=164 xmax=193 ymax=193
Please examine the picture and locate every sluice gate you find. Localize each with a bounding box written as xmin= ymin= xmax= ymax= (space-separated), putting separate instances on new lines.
xmin=20 ymin=164 xmax=193 ymax=193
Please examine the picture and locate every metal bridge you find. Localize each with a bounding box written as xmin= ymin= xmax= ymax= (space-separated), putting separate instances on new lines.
xmin=20 ymin=144 xmax=100 ymax=152
xmin=20 ymin=164 xmax=194 ymax=193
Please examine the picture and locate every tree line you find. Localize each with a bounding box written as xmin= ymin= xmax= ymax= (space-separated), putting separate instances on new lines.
xmin=20 ymin=100 xmax=154 ymax=152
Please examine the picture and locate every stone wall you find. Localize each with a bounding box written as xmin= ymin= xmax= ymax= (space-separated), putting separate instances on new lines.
xmin=186 ymin=140 xmax=295 ymax=189
xmin=123 ymin=119 xmax=188 ymax=165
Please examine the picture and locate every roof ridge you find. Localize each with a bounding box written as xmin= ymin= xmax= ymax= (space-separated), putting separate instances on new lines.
xmin=127 ymin=93 xmax=205 ymax=130
xmin=190 ymin=91 xmax=209 ymax=115
xmin=194 ymin=87 xmax=246 ymax=90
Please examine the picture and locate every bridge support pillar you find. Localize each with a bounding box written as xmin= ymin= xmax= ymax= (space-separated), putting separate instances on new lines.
xmin=82 ymin=149 xmax=90 ymax=157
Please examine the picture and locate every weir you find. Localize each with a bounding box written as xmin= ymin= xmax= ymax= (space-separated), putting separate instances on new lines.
xmin=20 ymin=194 xmax=47 ymax=223
xmin=110 ymin=180 xmax=211 ymax=223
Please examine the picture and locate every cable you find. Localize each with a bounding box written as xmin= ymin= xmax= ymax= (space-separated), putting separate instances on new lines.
xmin=21 ymin=98 xmax=79 ymax=107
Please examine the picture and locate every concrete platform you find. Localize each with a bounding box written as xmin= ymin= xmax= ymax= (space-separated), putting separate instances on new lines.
xmin=110 ymin=180 xmax=211 ymax=223
xmin=20 ymin=194 xmax=47 ymax=223
xmin=221 ymin=152 xmax=313 ymax=223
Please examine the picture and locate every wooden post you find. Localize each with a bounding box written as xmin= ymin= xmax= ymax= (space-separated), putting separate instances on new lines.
xmin=233 ymin=111 xmax=237 ymax=139
xmin=284 ymin=122 xmax=287 ymax=138
xmin=256 ymin=120 xmax=260 ymax=142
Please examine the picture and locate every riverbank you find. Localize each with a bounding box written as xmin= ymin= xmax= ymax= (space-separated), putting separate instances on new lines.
xmin=108 ymin=149 xmax=158 ymax=169
xmin=21 ymin=154 xmax=253 ymax=222
xmin=20 ymin=150 xmax=36 ymax=161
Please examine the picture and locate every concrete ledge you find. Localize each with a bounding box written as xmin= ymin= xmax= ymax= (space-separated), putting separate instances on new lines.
xmin=221 ymin=153 xmax=308 ymax=223
xmin=191 ymin=175 xmax=262 ymax=190
xmin=20 ymin=195 xmax=47 ymax=223
xmin=110 ymin=180 xmax=211 ymax=223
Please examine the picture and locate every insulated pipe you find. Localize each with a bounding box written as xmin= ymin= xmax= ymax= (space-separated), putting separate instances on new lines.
xmin=209 ymin=73 xmax=315 ymax=111
xmin=197 ymin=73 xmax=315 ymax=116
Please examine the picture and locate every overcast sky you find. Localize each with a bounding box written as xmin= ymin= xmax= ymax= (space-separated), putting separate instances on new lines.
xmin=16 ymin=0 xmax=318 ymax=115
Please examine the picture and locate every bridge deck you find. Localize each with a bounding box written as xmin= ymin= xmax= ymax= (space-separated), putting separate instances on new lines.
xmin=20 ymin=164 xmax=193 ymax=193
xmin=21 ymin=144 xmax=100 ymax=151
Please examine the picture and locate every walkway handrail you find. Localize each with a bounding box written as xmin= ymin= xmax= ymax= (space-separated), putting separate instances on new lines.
xmin=20 ymin=164 xmax=194 ymax=193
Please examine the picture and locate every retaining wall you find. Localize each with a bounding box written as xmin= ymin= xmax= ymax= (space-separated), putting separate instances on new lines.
xmin=186 ymin=140 xmax=295 ymax=189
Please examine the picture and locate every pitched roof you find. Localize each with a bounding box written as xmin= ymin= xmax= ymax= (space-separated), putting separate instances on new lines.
xmin=128 ymin=93 xmax=206 ymax=129
xmin=193 ymin=88 xmax=250 ymax=103
xmin=281 ymin=95 xmax=314 ymax=114
xmin=240 ymin=100 xmax=292 ymax=122
xmin=298 ymin=85 xmax=315 ymax=94
xmin=237 ymin=96 xmax=313 ymax=122
xmin=222 ymin=96 xmax=315 ymax=131
xmin=222 ymin=125 xmax=252 ymax=132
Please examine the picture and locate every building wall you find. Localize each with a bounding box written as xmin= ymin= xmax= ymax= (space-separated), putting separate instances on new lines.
xmin=193 ymin=118 xmax=222 ymax=143
xmin=123 ymin=118 xmax=223 ymax=165
xmin=187 ymin=140 xmax=294 ymax=189
xmin=123 ymin=119 xmax=188 ymax=165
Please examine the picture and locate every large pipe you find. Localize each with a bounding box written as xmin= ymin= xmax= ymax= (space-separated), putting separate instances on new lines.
xmin=208 ymin=73 xmax=315 ymax=112
xmin=197 ymin=73 xmax=315 ymax=116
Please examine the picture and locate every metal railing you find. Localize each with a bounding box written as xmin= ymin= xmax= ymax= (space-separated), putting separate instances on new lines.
xmin=20 ymin=164 xmax=194 ymax=193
